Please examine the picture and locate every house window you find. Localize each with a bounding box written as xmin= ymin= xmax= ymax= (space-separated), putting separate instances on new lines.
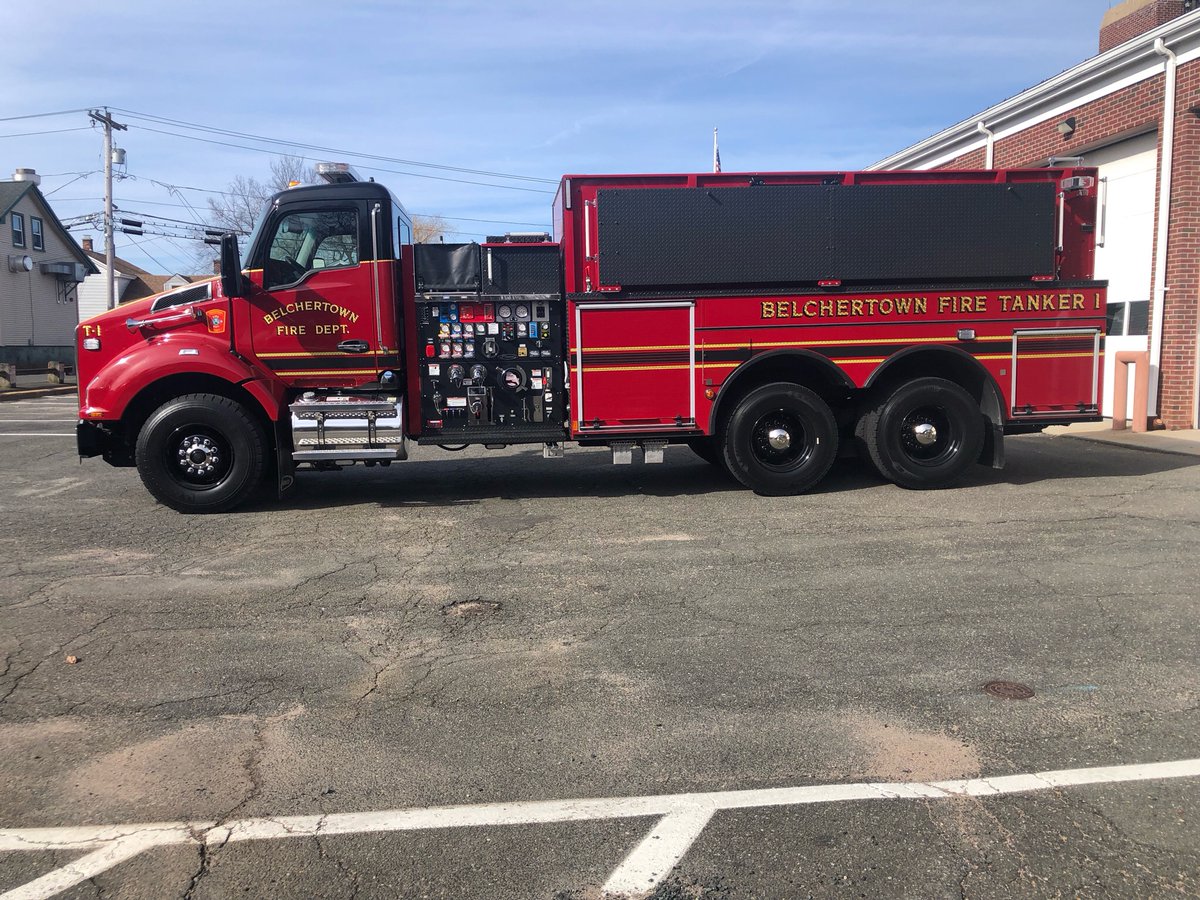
xmin=11 ymin=212 xmax=24 ymax=248
xmin=30 ymin=217 xmax=43 ymax=251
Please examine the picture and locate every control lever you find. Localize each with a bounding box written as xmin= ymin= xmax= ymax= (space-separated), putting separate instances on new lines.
xmin=338 ymin=339 xmax=370 ymax=353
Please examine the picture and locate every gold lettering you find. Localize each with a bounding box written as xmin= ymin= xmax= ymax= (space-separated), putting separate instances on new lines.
xmin=938 ymin=296 xmax=952 ymax=314
xmin=915 ymin=297 xmax=927 ymax=315
xmin=975 ymin=295 xmax=987 ymax=314
xmin=1012 ymin=296 xmax=1026 ymax=311
xmin=896 ymin=297 xmax=914 ymax=315
xmin=851 ymin=299 xmax=863 ymax=316
xmin=1073 ymin=293 xmax=1085 ymax=310
xmin=777 ymin=301 xmax=790 ymax=319
xmin=865 ymin=298 xmax=878 ymax=316
xmin=803 ymin=300 xmax=818 ymax=318
xmin=761 ymin=301 xmax=775 ymax=319
xmin=879 ymin=298 xmax=894 ymax=315
xmin=820 ymin=300 xmax=834 ymax=317
xmin=836 ymin=299 xmax=848 ymax=317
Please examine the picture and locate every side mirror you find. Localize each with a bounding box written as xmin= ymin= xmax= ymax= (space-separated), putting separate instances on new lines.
xmin=219 ymin=233 xmax=246 ymax=299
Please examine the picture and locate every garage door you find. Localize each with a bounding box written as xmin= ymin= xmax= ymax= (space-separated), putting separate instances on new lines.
xmin=1086 ymin=132 xmax=1156 ymax=419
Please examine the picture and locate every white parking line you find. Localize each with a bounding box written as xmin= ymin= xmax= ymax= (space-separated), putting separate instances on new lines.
xmin=0 ymin=434 xmax=73 ymax=437
xmin=1 ymin=757 xmax=1197 ymax=900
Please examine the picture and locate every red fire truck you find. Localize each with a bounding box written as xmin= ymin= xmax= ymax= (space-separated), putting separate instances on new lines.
xmin=75 ymin=165 xmax=1106 ymax=512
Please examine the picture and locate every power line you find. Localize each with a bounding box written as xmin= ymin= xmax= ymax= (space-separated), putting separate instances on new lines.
xmin=120 ymin=233 xmax=178 ymax=273
xmin=0 ymin=108 xmax=92 ymax=123
xmin=0 ymin=127 xmax=92 ymax=139
xmin=110 ymin=108 xmax=557 ymax=184
xmin=127 ymin=123 xmax=555 ymax=194
xmin=44 ymin=172 xmax=97 ymax=197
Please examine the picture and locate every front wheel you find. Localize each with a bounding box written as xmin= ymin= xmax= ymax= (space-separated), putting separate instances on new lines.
xmin=135 ymin=393 xmax=267 ymax=513
xmin=721 ymin=383 xmax=839 ymax=495
xmin=858 ymin=377 xmax=983 ymax=489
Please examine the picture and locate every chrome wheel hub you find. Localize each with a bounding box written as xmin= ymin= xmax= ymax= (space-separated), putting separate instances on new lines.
xmin=178 ymin=435 xmax=220 ymax=476
xmin=911 ymin=422 xmax=938 ymax=446
xmin=766 ymin=427 xmax=792 ymax=451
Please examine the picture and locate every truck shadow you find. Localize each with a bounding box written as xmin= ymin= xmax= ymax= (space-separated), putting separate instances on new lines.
xmin=248 ymin=434 xmax=1197 ymax=511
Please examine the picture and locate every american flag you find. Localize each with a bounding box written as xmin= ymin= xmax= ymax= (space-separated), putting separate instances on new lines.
xmin=713 ymin=127 xmax=721 ymax=173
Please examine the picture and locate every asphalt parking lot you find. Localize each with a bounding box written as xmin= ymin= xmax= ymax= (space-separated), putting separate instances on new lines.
xmin=2 ymin=395 xmax=1199 ymax=899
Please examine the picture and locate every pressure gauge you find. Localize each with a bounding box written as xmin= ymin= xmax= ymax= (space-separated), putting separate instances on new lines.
xmin=497 ymin=304 xmax=513 ymax=321
xmin=515 ymin=304 xmax=530 ymax=321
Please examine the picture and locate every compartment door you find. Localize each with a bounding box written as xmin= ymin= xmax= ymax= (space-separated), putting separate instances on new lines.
xmin=1011 ymin=328 xmax=1101 ymax=416
xmin=574 ymin=301 xmax=695 ymax=432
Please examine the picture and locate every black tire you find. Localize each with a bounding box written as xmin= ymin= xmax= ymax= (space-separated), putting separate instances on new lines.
xmin=135 ymin=393 xmax=268 ymax=513
xmin=686 ymin=437 xmax=724 ymax=467
xmin=858 ymin=377 xmax=983 ymax=490
xmin=721 ymin=382 xmax=838 ymax=495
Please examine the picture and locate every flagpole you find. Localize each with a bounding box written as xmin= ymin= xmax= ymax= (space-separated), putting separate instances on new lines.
xmin=713 ymin=127 xmax=720 ymax=173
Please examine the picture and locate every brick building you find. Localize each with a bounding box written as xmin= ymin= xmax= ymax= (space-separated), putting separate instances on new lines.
xmin=872 ymin=0 xmax=1200 ymax=429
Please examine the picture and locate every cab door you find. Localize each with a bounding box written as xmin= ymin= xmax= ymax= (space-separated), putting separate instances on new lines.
xmin=248 ymin=201 xmax=382 ymax=388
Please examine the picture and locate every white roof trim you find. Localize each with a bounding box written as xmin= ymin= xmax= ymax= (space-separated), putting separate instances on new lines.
xmin=870 ymin=9 xmax=1200 ymax=170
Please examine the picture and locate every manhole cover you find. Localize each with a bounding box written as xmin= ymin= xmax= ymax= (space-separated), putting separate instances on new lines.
xmin=983 ymin=680 xmax=1035 ymax=700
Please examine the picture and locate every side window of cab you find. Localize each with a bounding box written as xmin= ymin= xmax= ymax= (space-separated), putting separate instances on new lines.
xmin=264 ymin=209 xmax=358 ymax=289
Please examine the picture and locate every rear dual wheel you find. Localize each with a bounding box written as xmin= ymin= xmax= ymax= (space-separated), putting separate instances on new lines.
xmin=721 ymin=383 xmax=838 ymax=495
xmin=858 ymin=377 xmax=983 ymax=489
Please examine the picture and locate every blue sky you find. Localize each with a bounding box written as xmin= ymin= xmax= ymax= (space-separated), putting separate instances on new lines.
xmin=3 ymin=0 xmax=1118 ymax=274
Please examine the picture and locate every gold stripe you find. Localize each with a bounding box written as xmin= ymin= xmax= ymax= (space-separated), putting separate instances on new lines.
xmin=1014 ymin=351 xmax=1097 ymax=360
xmin=258 ymin=351 xmax=373 ymax=358
xmin=570 ymin=344 xmax=690 ymax=353
xmin=571 ymin=335 xmax=1014 ymax=354
xmin=274 ymin=368 xmax=378 ymax=376
xmin=584 ymin=364 xmax=692 ymax=373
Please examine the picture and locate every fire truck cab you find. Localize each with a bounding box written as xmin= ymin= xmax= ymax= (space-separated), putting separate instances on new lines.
xmin=76 ymin=165 xmax=1106 ymax=512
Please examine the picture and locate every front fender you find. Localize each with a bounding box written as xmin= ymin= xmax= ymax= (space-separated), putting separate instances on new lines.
xmin=80 ymin=333 xmax=282 ymax=422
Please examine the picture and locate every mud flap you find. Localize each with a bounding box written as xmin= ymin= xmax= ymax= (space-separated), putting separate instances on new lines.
xmin=982 ymin=418 xmax=1005 ymax=469
xmin=273 ymin=418 xmax=296 ymax=498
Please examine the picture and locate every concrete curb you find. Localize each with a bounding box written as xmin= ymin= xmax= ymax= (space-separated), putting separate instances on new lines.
xmin=0 ymin=386 xmax=77 ymax=403
xmin=1058 ymin=432 xmax=1200 ymax=459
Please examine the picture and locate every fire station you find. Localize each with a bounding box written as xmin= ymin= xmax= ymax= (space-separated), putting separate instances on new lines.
xmin=873 ymin=0 xmax=1200 ymax=429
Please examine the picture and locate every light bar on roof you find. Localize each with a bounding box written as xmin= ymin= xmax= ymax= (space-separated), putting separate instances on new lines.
xmin=316 ymin=162 xmax=362 ymax=184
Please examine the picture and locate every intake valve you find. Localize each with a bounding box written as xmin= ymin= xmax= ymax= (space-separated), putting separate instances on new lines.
xmin=470 ymin=364 xmax=487 ymax=383
xmin=448 ymin=364 xmax=464 ymax=387
xmin=499 ymin=366 xmax=527 ymax=392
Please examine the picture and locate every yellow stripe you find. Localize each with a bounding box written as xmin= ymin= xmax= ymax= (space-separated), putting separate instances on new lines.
xmin=696 ymin=351 xmax=1095 ymax=372
xmin=1014 ymin=351 xmax=1097 ymax=360
xmin=258 ymin=351 xmax=373 ymax=358
xmin=571 ymin=335 xmax=1015 ymax=354
xmin=584 ymin=364 xmax=692 ymax=372
xmin=274 ymin=368 xmax=378 ymax=376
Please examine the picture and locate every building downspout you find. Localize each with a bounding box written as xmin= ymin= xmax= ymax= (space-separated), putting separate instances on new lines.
xmin=976 ymin=121 xmax=995 ymax=168
xmin=1150 ymin=36 xmax=1176 ymax=420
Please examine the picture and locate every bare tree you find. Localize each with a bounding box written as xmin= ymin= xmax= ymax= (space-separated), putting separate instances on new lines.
xmin=411 ymin=214 xmax=451 ymax=244
xmin=206 ymin=155 xmax=316 ymax=238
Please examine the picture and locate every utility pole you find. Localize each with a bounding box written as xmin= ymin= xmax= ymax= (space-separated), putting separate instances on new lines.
xmin=88 ymin=109 xmax=126 ymax=310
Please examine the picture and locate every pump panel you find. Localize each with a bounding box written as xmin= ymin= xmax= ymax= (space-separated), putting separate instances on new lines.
xmin=413 ymin=242 xmax=566 ymax=444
